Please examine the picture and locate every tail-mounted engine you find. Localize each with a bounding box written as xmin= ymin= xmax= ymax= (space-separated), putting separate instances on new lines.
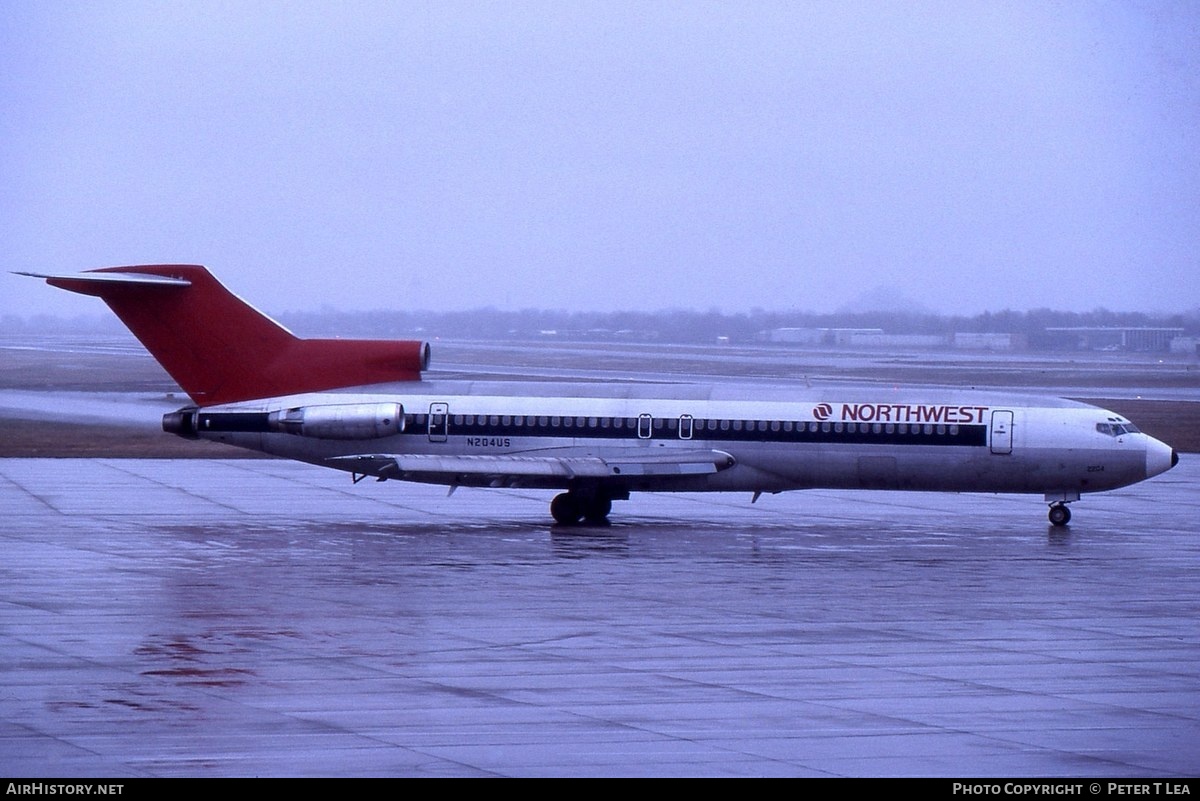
xmin=163 ymin=402 xmax=405 ymax=441
xmin=267 ymin=403 xmax=405 ymax=439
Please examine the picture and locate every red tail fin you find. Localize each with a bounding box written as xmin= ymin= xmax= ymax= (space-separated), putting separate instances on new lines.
xmin=31 ymin=265 xmax=429 ymax=405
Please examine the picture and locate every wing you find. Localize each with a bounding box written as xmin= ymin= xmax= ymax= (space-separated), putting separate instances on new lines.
xmin=327 ymin=449 xmax=736 ymax=488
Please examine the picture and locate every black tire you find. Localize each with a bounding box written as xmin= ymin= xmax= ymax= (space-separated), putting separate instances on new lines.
xmin=1048 ymin=504 xmax=1071 ymax=526
xmin=583 ymin=496 xmax=612 ymax=523
xmin=551 ymin=493 xmax=582 ymax=525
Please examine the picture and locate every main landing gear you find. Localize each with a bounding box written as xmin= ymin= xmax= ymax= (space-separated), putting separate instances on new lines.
xmin=550 ymin=491 xmax=613 ymax=526
xmin=1048 ymin=503 xmax=1072 ymax=527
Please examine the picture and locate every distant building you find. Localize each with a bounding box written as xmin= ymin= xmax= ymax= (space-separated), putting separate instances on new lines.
xmin=828 ymin=328 xmax=888 ymax=346
xmin=761 ymin=327 xmax=885 ymax=346
xmin=953 ymin=332 xmax=1027 ymax=351
xmin=1043 ymin=327 xmax=1184 ymax=352
xmin=1170 ymin=336 xmax=1199 ymax=356
xmin=846 ymin=333 xmax=947 ymax=348
xmin=762 ymin=327 xmax=826 ymax=345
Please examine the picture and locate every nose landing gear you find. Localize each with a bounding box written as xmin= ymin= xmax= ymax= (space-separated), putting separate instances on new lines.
xmin=1045 ymin=492 xmax=1079 ymax=527
xmin=1048 ymin=502 xmax=1072 ymax=527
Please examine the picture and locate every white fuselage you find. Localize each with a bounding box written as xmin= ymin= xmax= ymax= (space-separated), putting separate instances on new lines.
xmin=182 ymin=379 xmax=1176 ymax=500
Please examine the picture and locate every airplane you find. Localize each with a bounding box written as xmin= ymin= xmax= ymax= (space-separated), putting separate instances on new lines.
xmin=20 ymin=264 xmax=1178 ymax=527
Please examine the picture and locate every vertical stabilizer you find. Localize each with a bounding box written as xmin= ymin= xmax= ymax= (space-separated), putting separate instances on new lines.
xmin=27 ymin=265 xmax=429 ymax=404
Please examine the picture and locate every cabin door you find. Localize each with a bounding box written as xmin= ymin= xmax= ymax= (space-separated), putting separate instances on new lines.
xmin=428 ymin=402 xmax=449 ymax=443
xmin=990 ymin=410 xmax=1013 ymax=455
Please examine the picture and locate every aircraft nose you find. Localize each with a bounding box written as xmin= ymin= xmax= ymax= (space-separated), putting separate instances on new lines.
xmin=1145 ymin=437 xmax=1177 ymax=479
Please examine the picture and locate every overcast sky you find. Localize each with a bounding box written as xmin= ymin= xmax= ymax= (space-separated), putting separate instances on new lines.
xmin=2 ymin=1 xmax=1198 ymax=319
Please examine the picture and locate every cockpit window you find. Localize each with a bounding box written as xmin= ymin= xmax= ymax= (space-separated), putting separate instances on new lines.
xmin=1097 ymin=422 xmax=1140 ymax=437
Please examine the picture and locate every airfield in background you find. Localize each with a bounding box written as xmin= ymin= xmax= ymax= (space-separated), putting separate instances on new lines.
xmin=1 ymin=332 xmax=1198 ymax=456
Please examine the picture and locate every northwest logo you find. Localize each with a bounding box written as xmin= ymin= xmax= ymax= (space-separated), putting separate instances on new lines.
xmin=813 ymin=403 xmax=833 ymax=421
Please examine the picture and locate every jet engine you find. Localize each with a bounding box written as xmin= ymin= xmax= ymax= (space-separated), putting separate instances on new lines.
xmin=267 ymin=403 xmax=405 ymax=439
xmin=163 ymin=402 xmax=406 ymax=440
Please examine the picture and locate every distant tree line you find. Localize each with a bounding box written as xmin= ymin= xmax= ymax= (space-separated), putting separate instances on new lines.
xmin=275 ymin=306 xmax=1200 ymax=347
xmin=5 ymin=306 xmax=1197 ymax=347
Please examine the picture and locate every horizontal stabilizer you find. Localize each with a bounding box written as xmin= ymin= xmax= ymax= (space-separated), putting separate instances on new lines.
xmin=15 ymin=270 xmax=192 ymax=288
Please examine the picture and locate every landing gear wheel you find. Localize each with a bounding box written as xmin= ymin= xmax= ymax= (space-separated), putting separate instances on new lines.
xmin=582 ymin=496 xmax=612 ymax=524
xmin=1048 ymin=503 xmax=1071 ymax=527
xmin=550 ymin=493 xmax=583 ymax=525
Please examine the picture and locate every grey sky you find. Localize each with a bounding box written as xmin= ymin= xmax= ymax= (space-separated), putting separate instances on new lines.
xmin=2 ymin=1 xmax=1197 ymax=318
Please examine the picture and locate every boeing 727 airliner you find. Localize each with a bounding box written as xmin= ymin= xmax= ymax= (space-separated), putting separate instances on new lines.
xmin=23 ymin=265 xmax=1178 ymax=526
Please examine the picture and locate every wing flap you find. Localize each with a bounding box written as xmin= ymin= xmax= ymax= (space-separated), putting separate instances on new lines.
xmin=328 ymin=449 xmax=735 ymax=483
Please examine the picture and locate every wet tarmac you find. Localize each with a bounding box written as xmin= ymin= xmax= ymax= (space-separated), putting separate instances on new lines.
xmin=1 ymin=457 xmax=1197 ymax=777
